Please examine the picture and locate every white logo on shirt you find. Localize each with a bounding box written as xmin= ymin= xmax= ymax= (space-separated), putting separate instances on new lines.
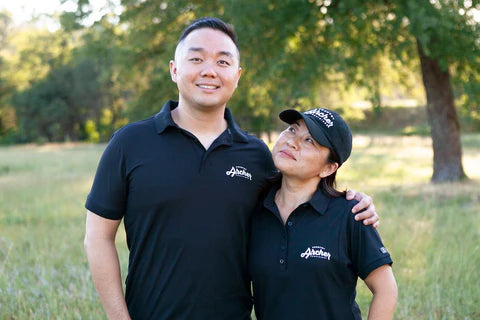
xmin=226 ymin=166 xmax=252 ymax=180
xmin=300 ymin=246 xmax=331 ymax=260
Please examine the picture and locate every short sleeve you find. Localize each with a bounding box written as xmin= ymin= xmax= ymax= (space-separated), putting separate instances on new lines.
xmin=349 ymin=217 xmax=393 ymax=280
xmin=85 ymin=131 xmax=128 ymax=220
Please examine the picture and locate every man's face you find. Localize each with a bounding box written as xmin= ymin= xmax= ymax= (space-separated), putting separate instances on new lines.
xmin=170 ymin=28 xmax=242 ymax=111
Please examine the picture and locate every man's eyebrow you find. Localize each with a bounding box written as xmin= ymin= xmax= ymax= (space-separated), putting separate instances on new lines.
xmin=187 ymin=47 xmax=234 ymax=58
xmin=188 ymin=47 xmax=204 ymax=53
xmin=218 ymin=50 xmax=234 ymax=58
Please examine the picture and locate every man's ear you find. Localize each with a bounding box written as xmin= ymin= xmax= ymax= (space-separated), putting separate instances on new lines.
xmin=234 ymin=67 xmax=242 ymax=88
xmin=169 ymin=60 xmax=177 ymax=83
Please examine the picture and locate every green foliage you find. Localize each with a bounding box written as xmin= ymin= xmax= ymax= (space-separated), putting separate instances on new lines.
xmin=0 ymin=11 xmax=9 ymax=46
xmin=1 ymin=0 xmax=479 ymax=142
xmin=453 ymin=68 xmax=480 ymax=131
xmin=7 ymin=28 xmax=73 ymax=89
xmin=12 ymin=59 xmax=103 ymax=142
xmin=1 ymin=27 xmax=76 ymax=142
xmin=0 ymin=11 xmax=15 ymax=135
xmin=84 ymin=119 xmax=100 ymax=143
xmin=59 ymin=11 xmax=83 ymax=32
xmin=2 ymin=14 xmax=132 ymax=143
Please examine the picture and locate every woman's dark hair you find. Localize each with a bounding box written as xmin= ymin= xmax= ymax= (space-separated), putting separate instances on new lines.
xmin=266 ymin=148 xmax=346 ymax=198
xmin=320 ymin=148 xmax=346 ymax=198
xmin=177 ymin=17 xmax=239 ymax=56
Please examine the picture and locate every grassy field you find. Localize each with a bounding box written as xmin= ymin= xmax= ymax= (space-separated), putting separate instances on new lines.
xmin=0 ymin=134 xmax=479 ymax=319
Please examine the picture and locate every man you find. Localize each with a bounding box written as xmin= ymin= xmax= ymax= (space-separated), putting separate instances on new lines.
xmin=84 ymin=17 xmax=379 ymax=320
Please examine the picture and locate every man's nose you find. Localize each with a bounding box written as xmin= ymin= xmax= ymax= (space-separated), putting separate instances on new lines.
xmin=200 ymin=61 xmax=217 ymax=77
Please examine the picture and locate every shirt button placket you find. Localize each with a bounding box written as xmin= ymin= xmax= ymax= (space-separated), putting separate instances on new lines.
xmin=280 ymin=223 xmax=291 ymax=269
xmin=280 ymin=220 xmax=294 ymax=269
xmin=280 ymin=238 xmax=287 ymax=253
xmin=280 ymin=230 xmax=287 ymax=269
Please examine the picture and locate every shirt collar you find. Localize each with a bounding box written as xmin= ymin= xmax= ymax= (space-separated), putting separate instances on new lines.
xmin=154 ymin=100 xmax=178 ymax=133
xmin=263 ymin=182 xmax=332 ymax=216
xmin=154 ymin=100 xmax=249 ymax=143
xmin=263 ymin=184 xmax=280 ymax=212
xmin=308 ymin=188 xmax=332 ymax=216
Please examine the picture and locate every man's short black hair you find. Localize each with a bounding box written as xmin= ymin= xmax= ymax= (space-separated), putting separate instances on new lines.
xmin=178 ymin=17 xmax=239 ymax=52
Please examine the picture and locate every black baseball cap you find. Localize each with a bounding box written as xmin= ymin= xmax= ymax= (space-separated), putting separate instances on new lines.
xmin=279 ymin=108 xmax=352 ymax=166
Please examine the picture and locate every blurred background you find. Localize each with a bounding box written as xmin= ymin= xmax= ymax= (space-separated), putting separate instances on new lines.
xmin=0 ymin=0 xmax=479 ymax=319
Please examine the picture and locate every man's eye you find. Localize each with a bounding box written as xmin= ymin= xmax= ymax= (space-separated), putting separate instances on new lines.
xmin=189 ymin=58 xmax=202 ymax=62
xmin=218 ymin=60 xmax=230 ymax=66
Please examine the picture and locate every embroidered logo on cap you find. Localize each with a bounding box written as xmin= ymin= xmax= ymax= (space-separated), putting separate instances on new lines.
xmin=305 ymin=108 xmax=335 ymax=128
xmin=226 ymin=166 xmax=252 ymax=180
xmin=300 ymin=246 xmax=331 ymax=260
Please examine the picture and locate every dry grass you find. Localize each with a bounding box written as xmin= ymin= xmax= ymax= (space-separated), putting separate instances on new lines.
xmin=1 ymin=134 xmax=479 ymax=319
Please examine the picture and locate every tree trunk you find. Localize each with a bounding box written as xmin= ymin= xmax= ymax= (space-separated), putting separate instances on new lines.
xmin=416 ymin=39 xmax=467 ymax=182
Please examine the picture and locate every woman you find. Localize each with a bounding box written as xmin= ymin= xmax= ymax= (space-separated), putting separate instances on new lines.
xmin=249 ymin=108 xmax=398 ymax=319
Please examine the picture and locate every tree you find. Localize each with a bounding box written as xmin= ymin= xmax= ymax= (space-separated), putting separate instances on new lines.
xmin=12 ymin=60 xmax=103 ymax=142
xmin=3 ymin=7 xmax=128 ymax=143
xmin=330 ymin=0 xmax=479 ymax=182
xmin=72 ymin=0 xmax=479 ymax=181
xmin=0 ymin=11 xmax=15 ymax=136
xmin=226 ymin=0 xmax=479 ymax=182
xmin=71 ymin=17 xmax=131 ymax=141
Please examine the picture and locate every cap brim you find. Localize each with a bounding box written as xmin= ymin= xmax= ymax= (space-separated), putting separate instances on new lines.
xmin=279 ymin=109 xmax=303 ymax=124
xmin=279 ymin=109 xmax=333 ymax=150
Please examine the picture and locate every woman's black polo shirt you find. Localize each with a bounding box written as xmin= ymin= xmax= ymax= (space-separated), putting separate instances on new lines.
xmin=86 ymin=100 xmax=275 ymax=319
xmin=249 ymin=184 xmax=392 ymax=320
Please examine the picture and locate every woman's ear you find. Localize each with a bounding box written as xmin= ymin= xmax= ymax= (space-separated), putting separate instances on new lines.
xmin=319 ymin=162 xmax=339 ymax=178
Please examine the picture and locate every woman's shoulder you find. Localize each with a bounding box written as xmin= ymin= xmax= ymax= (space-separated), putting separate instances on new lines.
xmin=326 ymin=194 xmax=358 ymax=215
xmin=324 ymin=195 xmax=365 ymax=228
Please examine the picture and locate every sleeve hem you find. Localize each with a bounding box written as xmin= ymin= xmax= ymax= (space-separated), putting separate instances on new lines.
xmin=359 ymin=256 xmax=393 ymax=280
xmin=85 ymin=197 xmax=124 ymax=220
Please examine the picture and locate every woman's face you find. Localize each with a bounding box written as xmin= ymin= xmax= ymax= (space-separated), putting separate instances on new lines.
xmin=272 ymin=119 xmax=337 ymax=181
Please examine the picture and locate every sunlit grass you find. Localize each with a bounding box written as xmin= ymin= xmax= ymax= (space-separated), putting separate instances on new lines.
xmin=0 ymin=143 xmax=129 ymax=319
xmin=1 ymin=135 xmax=479 ymax=319
xmin=340 ymin=134 xmax=480 ymax=319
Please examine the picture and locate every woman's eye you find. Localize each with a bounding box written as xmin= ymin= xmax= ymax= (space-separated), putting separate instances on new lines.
xmin=306 ymin=138 xmax=314 ymax=144
xmin=287 ymin=126 xmax=295 ymax=133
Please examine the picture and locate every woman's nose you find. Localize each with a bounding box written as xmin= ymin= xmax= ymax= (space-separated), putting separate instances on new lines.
xmin=286 ymin=138 xmax=298 ymax=149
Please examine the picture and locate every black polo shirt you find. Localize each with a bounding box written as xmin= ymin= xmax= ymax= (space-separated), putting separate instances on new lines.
xmin=86 ymin=100 xmax=275 ymax=320
xmin=249 ymin=184 xmax=392 ymax=320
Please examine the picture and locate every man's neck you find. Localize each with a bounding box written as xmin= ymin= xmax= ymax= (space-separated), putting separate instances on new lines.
xmin=171 ymin=101 xmax=228 ymax=149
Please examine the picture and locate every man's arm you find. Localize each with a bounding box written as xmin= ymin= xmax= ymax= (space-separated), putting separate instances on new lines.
xmin=346 ymin=190 xmax=379 ymax=228
xmin=84 ymin=210 xmax=131 ymax=320
xmin=364 ymin=265 xmax=398 ymax=320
